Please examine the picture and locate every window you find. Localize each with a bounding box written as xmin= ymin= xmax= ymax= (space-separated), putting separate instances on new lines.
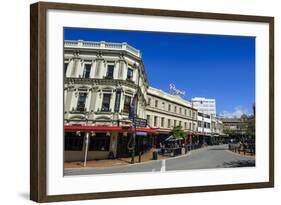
xmin=168 ymin=119 xmax=171 ymax=128
xmin=155 ymin=100 xmax=158 ymax=108
xmin=64 ymin=63 xmax=68 ymax=76
xmin=89 ymin=133 xmax=110 ymax=151
xmin=147 ymin=115 xmax=150 ymax=125
xmin=184 ymin=109 xmax=187 ymax=115
xmin=148 ymin=98 xmax=151 ymax=105
xmin=127 ymin=68 xmax=133 ymax=81
xmin=64 ymin=132 xmax=84 ymax=151
xmin=168 ymin=104 xmax=171 ymax=111
xmin=123 ymin=95 xmax=131 ymax=113
xmin=114 ymin=90 xmax=121 ymax=112
xmin=184 ymin=122 xmax=187 ymax=129
xmin=161 ymin=117 xmax=165 ymax=127
xmin=162 ymin=102 xmax=165 ymax=109
xmin=174 ymin=106 xmax=177 ymax=113
xmin=83 ymin=64 xmax=91 ymax=78
xmin=193 ymin=111 xmax=196 ymax=118
xmin=154 ymin=116 xmax=158 ymax=127
xmin=174 ymin=120 xmax=177 ymax=127
xmin=189 ymin=110 xmax=191 ymax=117
xmin=189 ymin=122 xmax=192 ymax=130
xmin=179 ymin=121 xmax=182 ymax=127
xmin=101 ymin=94 xmax=111 ymax=112
xmin=179 ymin=108 xmax=182 ymax=114
xmin=77 ymin=93 xmax=87 ymax=111
xmin=106 ymin=65 xmax=114 ymax=79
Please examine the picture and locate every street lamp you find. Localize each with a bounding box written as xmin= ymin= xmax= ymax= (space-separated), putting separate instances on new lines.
xmin=83 ymin=112 xmax=90 ymax=167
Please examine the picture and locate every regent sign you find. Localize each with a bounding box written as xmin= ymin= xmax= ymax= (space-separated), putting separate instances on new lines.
xmin=169 ymin=83 xmax=186 ymax=96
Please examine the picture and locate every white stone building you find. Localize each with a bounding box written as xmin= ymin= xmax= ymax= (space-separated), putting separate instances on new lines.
xmin=64 ymin=40 xmax=154 ymax=161
xmin=146 ymin=87 xmax=197 ymax=133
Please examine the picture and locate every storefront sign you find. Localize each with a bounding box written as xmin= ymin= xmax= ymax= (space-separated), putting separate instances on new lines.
xmin=169 ymin=83 xmax=186 ymax=96
xmin=133 ymin=118 xmax=147 ymax=127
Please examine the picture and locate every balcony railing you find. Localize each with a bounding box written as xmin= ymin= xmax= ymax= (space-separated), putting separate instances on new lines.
xmin=72 ymin=106 xmax=86 ymax=112
xmin=64 ymin=40 xmax=141 ymax=57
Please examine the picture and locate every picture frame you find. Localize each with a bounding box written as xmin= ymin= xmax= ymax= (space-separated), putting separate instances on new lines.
xmin=30 ymin=1 xmax=274 ymax=202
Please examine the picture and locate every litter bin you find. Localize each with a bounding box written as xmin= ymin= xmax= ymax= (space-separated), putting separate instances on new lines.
xmin=152 ymin=151 xmax=158 ymax=160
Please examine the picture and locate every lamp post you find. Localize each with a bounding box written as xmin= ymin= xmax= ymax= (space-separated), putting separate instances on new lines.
xmin=202 ymin=113 xmax=205 ymax=145
xmin=83 ymin=113 xmax=90 ymax=167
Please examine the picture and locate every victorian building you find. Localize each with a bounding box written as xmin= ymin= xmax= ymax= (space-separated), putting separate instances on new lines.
xmin=63 ymin=40 xmax=154 ymax=161
xmin=146 ymin=87 xmax=198 ymax=144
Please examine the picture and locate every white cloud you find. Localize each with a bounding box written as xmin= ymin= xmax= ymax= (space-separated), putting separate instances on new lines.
xmin=219 ymin=106 xmax=249 ymax=118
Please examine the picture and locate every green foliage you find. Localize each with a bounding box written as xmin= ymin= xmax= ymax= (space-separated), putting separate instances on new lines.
xmin=223 ymin=128 xmax=236 ymax=137
xmin=171 ymin=126 xmax=186 ymax=139
xmin=246 ymin=117 xmax=255 ymax=139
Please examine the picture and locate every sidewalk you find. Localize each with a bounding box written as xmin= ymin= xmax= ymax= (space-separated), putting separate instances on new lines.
xmin=64 ymin=149 xmax=170 ymax=169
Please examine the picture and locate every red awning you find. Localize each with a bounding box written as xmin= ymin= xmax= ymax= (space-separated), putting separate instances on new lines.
xmin=64 ymin=125 xmax=158 ymax=133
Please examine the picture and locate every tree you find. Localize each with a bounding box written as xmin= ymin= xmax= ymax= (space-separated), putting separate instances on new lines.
xmin=171 ymin=126 xmax=186 ymax=140
xmin=223 ymin=128 xmax=236 ymax=137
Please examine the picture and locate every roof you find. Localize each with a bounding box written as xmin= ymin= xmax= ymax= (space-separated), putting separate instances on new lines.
xmin=147 ymin=86 xmax=193 ymax=108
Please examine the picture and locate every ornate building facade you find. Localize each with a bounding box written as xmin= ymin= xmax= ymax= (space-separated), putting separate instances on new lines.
xmin=64 ymin=40 xmax=153 ymax=161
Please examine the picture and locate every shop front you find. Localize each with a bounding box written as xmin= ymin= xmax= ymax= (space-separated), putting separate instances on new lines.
xmin=64 ymin=125 xmax=157 ymax=162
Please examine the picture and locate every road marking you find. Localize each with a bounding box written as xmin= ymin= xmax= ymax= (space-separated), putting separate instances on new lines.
xmin=160 ymin=160 xmax=166 ymax=172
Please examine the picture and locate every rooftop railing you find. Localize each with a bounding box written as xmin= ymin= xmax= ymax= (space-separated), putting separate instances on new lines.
xmin=64 ymin=40 xmax=141 ymax=57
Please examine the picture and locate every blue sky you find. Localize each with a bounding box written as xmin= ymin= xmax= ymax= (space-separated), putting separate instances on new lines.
xmin=64 ymin=27 xmax=255 ymax=117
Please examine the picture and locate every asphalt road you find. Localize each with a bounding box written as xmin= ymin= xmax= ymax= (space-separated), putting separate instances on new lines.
xmin=64 ymin=144 xmax=255 ymax=176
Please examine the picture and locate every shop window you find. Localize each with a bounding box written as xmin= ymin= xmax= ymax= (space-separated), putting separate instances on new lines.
xmin=64 ymin=132 xmax=84 ymax=151
xmin=89 ymin=133 xmax=110 ymax=151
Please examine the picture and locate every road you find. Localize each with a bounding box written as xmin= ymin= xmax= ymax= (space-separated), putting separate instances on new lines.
xmin=64 ymin=144 xmax=255 ymax=176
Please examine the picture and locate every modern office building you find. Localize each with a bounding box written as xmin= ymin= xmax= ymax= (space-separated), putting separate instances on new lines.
xmin=192 ymin=97 xmax=216 ymax=117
